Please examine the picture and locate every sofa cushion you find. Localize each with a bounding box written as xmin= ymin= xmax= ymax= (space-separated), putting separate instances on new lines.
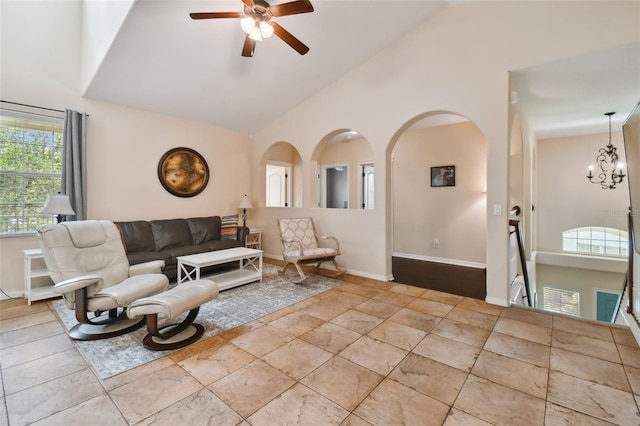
xmin=221 ymin=214 xmax=239 ymax=240
xmin=115 ymin=221 xmax=155 ymax=253
xmin=187 ymin=216 xmax=222 ymax=245
xmin=126 ymin=250 xmax=172 ymax=267
xmin=163 ymin=244 xmax=213 ymax=264
xmin=151 ymin=219 xmax=193 ymax=251
xmin=204 ymin=239 xmax=244 ymax=251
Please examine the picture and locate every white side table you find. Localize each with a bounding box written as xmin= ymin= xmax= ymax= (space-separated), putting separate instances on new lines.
xmin=246 ymin=229 xmax=262 ymax=250
xmin=24 ymin=248 xmax=57 ymax=305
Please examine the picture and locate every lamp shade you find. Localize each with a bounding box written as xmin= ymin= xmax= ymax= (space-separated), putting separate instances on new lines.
xmin=42 ymin=194 xmax=76 ymax=216
xmin=238 ymin=194 xmax=253 ymax=209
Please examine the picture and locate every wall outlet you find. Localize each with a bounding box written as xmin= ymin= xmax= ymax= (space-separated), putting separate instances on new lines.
xmin=433 ymin=238 xmax=439 ymax=249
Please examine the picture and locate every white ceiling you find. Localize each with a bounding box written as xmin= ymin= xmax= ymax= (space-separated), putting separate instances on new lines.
xmin=83 ymin=0 xmax=450 ymax=134
xmin=83 ymin=1 xmax=640 ymax=138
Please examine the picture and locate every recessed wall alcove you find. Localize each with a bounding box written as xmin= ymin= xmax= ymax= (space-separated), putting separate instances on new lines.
xmin=389 ymin=112 xmax=488 ymax=299
xmin=260 ymin=141 xmax=303 ymax=208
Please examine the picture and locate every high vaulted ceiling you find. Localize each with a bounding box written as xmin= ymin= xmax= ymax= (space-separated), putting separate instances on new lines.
xmin=83 ymin=0 xmax=450 ymax=134
xmin=82 ymin=1 xmax=640 ymax=138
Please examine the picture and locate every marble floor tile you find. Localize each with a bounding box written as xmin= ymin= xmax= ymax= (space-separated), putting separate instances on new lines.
xmin=338 ymin=283 xmax=386 ymax=299
xmin=300 ymin=298 xmax=353 ymax=321
xmin=223 ymin=324 xmax=295 ymax=358
xmin=456 ymin=298 xmax=504 ymax=317
xmin=2 ymin=349 xmax=87 ymax=395
xmin=354 ymin=378 xmax=450 ymax=426
xmin=258 ymin=305 xmax=296 ymax=324
xmin=353 ymin=299 xmax=402 ymax=319
xmin=618 ymin=344 xmax=640 ymax=368
xmin=262 ymin=338 xmax=333 ymax=380
xmin=268 ymin=310 xmax=326 ymax=336
xmin=493 ymin=317 xmax=552 ymax=345
xmin=209 ymin=359 xmax=295 ymax=418
xmin=30 ymin=394 xmax=127 ymax=426
xmin=0 ymin=320 xmax=64 ymax=350
xmin=388 ymin=283 xmax=426 ymax=297
xmin=5 ymin=368 xmax=104 ymax=426
xmin=420 ymin=289 xmax=464 ymax=305
xmin=330 ymin=309 xmax=384 ymax=334
xmin=500 ymin=306 xmax=553 ymax=329
xmin=388 ymin=307 xmax=441 ymax=332
xmin=178 ymin=338 xmax=256 ymax=385
xmin=547 ymin=370 xmax=640 ymax=425
xmin=430 ymin=318 xmax=491 ymax=348
xmin=453 ymin=375 xmax=546 ymax=426
xmin=248 ymin=383 xmax=349 ymax=426
xmin=624 ymin=364 xmax=640 ymax=396
xmin=136 ymin=388 xmax=242 ymax=426
xmin=301 ymin=356 xmax=383 ymax=411
xmin=471 ymin=350 xmax=548 ymax=399
xmin=611 ymin=327 xmax=640 ymax=348
xmin=299 ymin=322 xmax=361 ymax=354
xmin=101 ymin=357 xmax=175 ymax=392
xmin=483 ymin=332 xmax=551 ymax=368
xmin=444 ymin=306 xmax=498 ymax=330
xmin=413 ymin=333 xmax=480 ymax=372
xmin=217 ymin=319 xmax=265 ymax=341
xmin=550 ymin=347 xmax=631 ymax=392
xmin=109 ymin=364 xmax=203 ymax=424
xmin=357 ymin=278 xmax=395 ymax=291
xmin=372 ymin=291 xmax=416 ymax=307
xmin=340 ymin=414 xmax=373 ymax=426
xmin=339 ymin=335 xmax=408 ymax=376
xmin=406 ymin=298 xmax=454 ymax=317
xmin=389 ymin=352 xmax=467 ymax=405
xmin=544 ymin=401 xmax=618 ymax=426
xmin=553 ymin=316 xmax=614 ymax=342
xmin=325 ymin=292 xmax=368 ymax=309
xmin=442 ymin=408 xmax=493 ymax=425
xmin=366 ymin=319 xmax=426 ymax=351
xmin=0 ymin=310 xmax=58 ymax=334
xmin=0 ymin=333 xmax=75 ymax=368
xmin=552 ymin=330 xmax=620 ymax=363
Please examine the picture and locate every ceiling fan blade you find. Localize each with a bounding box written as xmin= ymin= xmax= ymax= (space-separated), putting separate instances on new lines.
xmin=269 ymin=0 xmax=314 ymax=17
xmin=242 ymin=0 xmax=255 ymax=6
xmin=272 ymin=22 xmax=309 ymax=55
xmin=190 ymin=12 xmax=243 ymax=20
xmin=242 ymin=36 xmax=256 ymax=57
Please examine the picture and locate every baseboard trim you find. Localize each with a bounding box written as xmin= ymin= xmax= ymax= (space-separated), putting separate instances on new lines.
xmin=485 ymin=296 xmax=510 ymax=307
xmin=0 ymin=290 xmax=24 ymax=301
xmin=393 ymin=252 xmax=486 ymax=269
xmin=263 ymin=254 xmax=391 ymax=282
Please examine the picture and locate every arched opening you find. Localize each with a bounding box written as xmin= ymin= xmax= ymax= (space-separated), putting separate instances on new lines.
xmin=311 ymin=129 xmax=374 ymax=209
xmin=389 ymin=111 xmax=488 ymax=299
xmin=260 ymin=142 xmax=303 ymax=208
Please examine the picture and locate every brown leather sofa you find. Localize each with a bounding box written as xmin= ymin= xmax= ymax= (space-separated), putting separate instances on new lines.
xmin=115 ymin=216 xmax=248 ymax=281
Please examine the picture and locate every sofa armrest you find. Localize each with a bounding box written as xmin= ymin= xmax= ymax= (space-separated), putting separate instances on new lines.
xmin=129 ymin=260 xmax=165 ymax=276
xmin=53 ymin=275 xmax=103 ymax=295
xmin=238 ymin=226 xmax=249 ymax=243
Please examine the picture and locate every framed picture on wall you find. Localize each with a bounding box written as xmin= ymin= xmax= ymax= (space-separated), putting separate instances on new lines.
xmin=431 ymin=165 xmax=455 ymax=187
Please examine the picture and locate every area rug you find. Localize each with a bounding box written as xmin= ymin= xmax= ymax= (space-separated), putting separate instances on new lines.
xmin=51 ymin=264 xmax=343 ymax=379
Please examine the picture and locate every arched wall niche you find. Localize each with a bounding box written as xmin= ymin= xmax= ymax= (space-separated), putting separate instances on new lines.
xmin=311 ymin=128 xmax=374 ymax=209
xmin=259 ymin=141 xmax=303 ymax=208
xmin=388 ymin=110 xmax=488 ymax=266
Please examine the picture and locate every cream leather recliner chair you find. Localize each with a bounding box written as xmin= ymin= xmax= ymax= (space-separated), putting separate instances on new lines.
xmin=37 ymin=220 xmax=169 ymax=341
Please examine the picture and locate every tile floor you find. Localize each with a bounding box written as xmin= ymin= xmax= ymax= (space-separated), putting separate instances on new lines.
xmin=1 ymin=267 xmax=640 ymax=425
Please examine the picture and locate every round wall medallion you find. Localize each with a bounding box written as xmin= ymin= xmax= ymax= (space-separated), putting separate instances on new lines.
xmin=158 ymin=147 xmax=209 ymax=197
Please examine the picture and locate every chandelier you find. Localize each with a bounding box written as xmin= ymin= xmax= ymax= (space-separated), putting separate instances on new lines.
xmin=586 ymin=112 xmax=625 ymax=189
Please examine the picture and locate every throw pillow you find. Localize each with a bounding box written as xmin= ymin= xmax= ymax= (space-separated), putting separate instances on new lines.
xmin=221 ymin=214 xmax=239 ymax=240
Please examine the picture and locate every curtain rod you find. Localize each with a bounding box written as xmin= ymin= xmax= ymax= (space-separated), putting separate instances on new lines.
xmin=0 ymin=100 xmax=89 ymax=117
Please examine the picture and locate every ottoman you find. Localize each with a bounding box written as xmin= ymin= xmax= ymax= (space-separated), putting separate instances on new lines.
xmin=127 ymin=279 xmax=219 ymax=350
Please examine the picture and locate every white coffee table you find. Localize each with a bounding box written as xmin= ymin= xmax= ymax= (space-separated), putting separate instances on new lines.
xmin=177 ymin=247 xmax=263 ymax=290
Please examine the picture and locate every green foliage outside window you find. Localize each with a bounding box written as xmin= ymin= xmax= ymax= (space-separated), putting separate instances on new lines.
xmin=0 ymin=113 xmax=63 ymax=234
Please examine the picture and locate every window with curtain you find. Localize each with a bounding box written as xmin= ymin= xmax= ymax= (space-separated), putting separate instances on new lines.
xmin=0 ymin=110 xmax=64 ymax=234
xmin=562 ymin=226 xmax=628 ymax=257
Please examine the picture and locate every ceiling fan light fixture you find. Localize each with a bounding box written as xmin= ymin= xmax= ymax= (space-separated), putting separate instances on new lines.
xmin=260 ymin=21 xmax=274 ymax=38
xmin=249 ymin=26 xmax=263 ymax=41
xmin=240 ymin=15 xmax=256 ymax=34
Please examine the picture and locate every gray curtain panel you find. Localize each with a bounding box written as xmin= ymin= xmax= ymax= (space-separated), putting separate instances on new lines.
xmin=61 ymin=109 xmax=88 ymax=221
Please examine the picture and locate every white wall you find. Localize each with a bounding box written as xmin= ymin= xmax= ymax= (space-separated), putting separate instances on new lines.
xmin=392 ymin=122 xmax=487 ymax=265
xmin=252 ymin=1 xmax=640 ymax=305
xmin=0 ymin=1 xmax=252 ymax=295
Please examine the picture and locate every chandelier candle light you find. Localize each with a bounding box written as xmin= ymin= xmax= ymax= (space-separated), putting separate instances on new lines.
xmin=587 ymin=112 xmax=625 ymax=189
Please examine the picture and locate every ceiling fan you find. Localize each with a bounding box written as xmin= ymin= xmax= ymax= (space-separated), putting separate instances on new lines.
xmin=190 ymin=0 xmax=314 ymax=58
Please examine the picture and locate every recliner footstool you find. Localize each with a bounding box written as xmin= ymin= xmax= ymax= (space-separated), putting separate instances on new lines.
xmin=127 ymin=279 xmax=219 ymax=350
